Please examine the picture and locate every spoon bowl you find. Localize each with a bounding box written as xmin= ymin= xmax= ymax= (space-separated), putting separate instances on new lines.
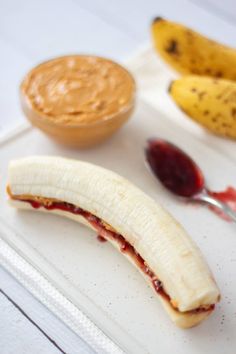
xmin=145 ymin=138 xmax=236 ymax=222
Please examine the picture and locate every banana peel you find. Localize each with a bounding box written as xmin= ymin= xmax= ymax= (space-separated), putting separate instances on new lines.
xmin=152 ymin=17 xmax=236 ymax=81
xmin=169 ymin=75 xmax=236 ymax=139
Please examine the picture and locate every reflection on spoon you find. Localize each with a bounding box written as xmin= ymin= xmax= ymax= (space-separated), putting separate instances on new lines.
xmin=145 ymin=138 xmax=236 ymax=223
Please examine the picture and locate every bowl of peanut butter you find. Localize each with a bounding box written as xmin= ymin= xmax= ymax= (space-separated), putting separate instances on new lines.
xmin=20 ymin=55 xmax=136 ymax=148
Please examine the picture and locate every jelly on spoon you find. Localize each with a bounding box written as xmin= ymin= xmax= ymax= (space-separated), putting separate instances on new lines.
xmin=145 ymin=138 xmax=236 ymax=222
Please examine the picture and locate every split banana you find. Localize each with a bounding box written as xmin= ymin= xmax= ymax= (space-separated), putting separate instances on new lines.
xmin=169 ymin=75 xmax=236 ymax=139
xmin=151 ymin=17 xmax=236 ymax=80
xmin=7 ymin=156 xmax=220 ymax=328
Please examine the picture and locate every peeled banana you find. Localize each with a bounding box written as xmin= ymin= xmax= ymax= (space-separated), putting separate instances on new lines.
xmin=7 ymin=156 xmax=220 ymax=328
xmin=169 ymin=75 xmax=236 ymax=139
xmin=151 ymin=17 xmax=236 ymax=80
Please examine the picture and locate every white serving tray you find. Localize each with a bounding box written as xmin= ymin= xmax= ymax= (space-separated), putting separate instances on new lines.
xmin=1 ymin=50 xmax=236 ymax=354
xmin=1 ymin=99 xmax=236 ymax=354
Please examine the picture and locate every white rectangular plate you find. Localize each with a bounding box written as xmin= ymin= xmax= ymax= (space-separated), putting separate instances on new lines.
xmin=0 ymin=97 xmax=236 ymax=353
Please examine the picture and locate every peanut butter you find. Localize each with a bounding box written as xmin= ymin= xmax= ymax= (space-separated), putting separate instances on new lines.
xmin=21 ymin=55 xmax=135 ymax=125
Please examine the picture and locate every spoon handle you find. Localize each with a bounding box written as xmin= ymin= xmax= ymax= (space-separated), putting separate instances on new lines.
xmin=195 ymin=193 xmax=236 ymax=223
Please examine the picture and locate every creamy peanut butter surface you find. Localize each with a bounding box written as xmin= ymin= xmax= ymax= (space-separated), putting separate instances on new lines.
xmin=21 ymin=56 xmax=135 ymax=125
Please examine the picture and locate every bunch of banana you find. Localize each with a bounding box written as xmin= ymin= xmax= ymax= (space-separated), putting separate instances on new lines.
xmin=169 ymin=75 xmax=236 ymax=139
xmin=7 ymin=156 xmax=220 ymax=328
xmin=151 ymin=18 xmax=236 ymax=139
xmin=151 ymin=17 xmax=236 ymax=80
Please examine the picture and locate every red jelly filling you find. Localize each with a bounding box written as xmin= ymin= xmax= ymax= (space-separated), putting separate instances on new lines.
xmin=97 ymin=235 xmax=107 ymax=242
xmin=17 ymin=197 xmax=214 ymax=314
xmin=26 ymin=199 xmax=168 ymax=295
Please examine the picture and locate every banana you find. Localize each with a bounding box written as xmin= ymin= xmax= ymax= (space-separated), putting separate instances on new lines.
xmin=169 ymin=75 xmax=236 ymax=139
xmin=7 ymin=156 xmax=220 ymax=328
xmin=151 ymin=17 xmax=236 ymax=80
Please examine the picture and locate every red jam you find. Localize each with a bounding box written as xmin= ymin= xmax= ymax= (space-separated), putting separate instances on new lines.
xmin=209 ymin=187 xmax=236 ymax=212
xmin=16 ymin=197 xmax=213 ymax=314
xmin=97 ymin=235 xmax=107 ymax=242
xmin=146 ymin=138 xmax=204 ymax=197
xmin=24 ymin=199 xmax=165 ymax=295
xmin=146 ymin=138 xmax=236 ymax=222
xmin=208 ymin=186 xmax=236 ymax=221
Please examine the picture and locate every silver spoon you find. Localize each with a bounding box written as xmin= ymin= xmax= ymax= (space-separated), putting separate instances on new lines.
xmin=145 ymin=138 xmax=236 ymax=223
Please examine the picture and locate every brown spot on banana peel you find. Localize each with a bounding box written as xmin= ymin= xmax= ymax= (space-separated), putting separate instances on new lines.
xmin=216 ymin=71 xmax=223 ymax=78
xmin=222 ymin=122 xmax=230 ymax=128
xmin=167 ymin=80 xmax=174 ymax=94
xmin=212 ymin=114 xmax=222 ymax=122
xmin=231 ymin=108 xmax=236 ymax=118
xmin=165 ymin=40 xmax=180 ymax=55
xmin=198 ymin=91 xmax=206 ymax=101
xmin=191 ymin=68 xmax=201 ymax=75
xmin=186 ymin=30 xmax=194 ymax=44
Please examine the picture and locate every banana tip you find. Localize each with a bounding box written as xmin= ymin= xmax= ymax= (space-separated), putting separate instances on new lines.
xmin=152 ymin=17 xmax=164 ymax=25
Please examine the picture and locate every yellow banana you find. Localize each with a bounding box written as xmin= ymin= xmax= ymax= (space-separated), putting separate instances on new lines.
xmin=151 ymin=17 xmax=236 ymax=80
xmin=169 ymin=75 xmax=236 ymax=139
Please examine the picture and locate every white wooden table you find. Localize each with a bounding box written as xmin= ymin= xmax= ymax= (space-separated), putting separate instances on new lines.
xmin=1 ymin=1 xmax=235 ymax=353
